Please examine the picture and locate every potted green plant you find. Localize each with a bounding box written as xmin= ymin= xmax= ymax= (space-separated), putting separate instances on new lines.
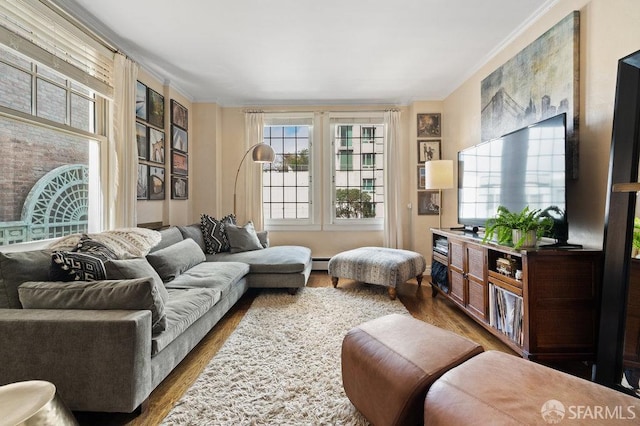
xmin=632 ymin=217 xmax=640 ymax=258
xmin=483 ymin=205 xmax=554 ymax=249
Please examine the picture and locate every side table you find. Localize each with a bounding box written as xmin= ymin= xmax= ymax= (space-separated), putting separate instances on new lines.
xmin=0 ymin=380 xmax=78 ymax=425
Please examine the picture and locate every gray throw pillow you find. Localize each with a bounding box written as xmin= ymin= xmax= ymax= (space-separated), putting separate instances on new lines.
xmin=226 ymin=221 xmax=264 ymax=253
xmin=177 ymin=223 xmax=206 ymax=253
xmin=146 ymin=238 xmax=206 ymax=282
xmin=18 ymin=278 xmax=167 ymax=334
xmin=0 ymin=250 xmax=52 ymax=309
xmin=256 ymin=230 xmax=269 ymax=248
xmin=104 ymin=258 xmax=170 ymax=303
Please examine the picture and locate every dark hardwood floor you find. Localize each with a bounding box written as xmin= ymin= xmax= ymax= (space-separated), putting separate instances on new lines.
xmin=74 ymin=271 xmax=521 ymax=425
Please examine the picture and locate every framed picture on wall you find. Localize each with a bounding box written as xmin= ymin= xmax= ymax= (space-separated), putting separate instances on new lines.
xmin=148 ymin=88 xmax=164 ymax=129
xmin=136 ymin=122 xmax=148 ymax=160
xmin=172 ymin=151 xmax=188 ymax=176
xmin=171 ymin=125 xmax=188 ymax=153
xmin=149 ymin=166 xmax=165 ymax=200
xmin=418 ymin=140 xmax=441 ymax=163
xmin=171 ymin=99 xmax=188 ymax=130
xmin=148 ymin=128 xmax=165 ymax=164
xmin=417 ymin=113 xmax=441 ymax=137
xmin=171 ymin=176 xmax=188 ymax=200
xmin=137 ymin=164 xmax=148 ymax=200
xmin=418 ymin=190 xmax=440 ymax=215
xmin=417 ymin=165 xmax=426 ymax=190
xmin=136 ymin=81 xmax=147 ymax=121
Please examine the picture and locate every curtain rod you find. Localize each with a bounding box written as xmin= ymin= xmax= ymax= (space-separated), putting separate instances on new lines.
xmin=243 ymin=108 xmax=401 ymax=114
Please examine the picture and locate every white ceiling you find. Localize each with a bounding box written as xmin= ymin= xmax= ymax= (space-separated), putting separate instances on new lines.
xmin=55 ymin=0 xmax=554 ymax=106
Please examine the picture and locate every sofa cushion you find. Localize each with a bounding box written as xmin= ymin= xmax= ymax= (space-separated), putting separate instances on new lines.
xmin=104 ymin=258 xmax=170 ymax=302
xmin=18 ymin=277 xmax=167 ymax=334
xmin=200 ymin=213 xmax=236 ymax=254
xmin=149 ymin=227 xmax=184 ymax=253
xmin=164 ymin=261 xmax=249 ymax=301
xmin=152 ymin=287 xmax=221 ymax=355
xmin=146 ymin=238 xmax=206 ymax=282
xmin=177 ymin=223 xmax=206 ymax=253
xmin=50 ymin=236 xmax=118 ymax=282
xmin=0 ymin=250 xmax=53 ymax=309
xmin=208 ymin=246 xmax=311 ymax=274
xmin=226 ymin=221 xmax=263 ymax=253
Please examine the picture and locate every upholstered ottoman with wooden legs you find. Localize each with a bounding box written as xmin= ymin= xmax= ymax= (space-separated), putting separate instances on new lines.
xmin=341 ymin=314 xmax=484 ymax=426
xmin=329 ymin=247 xmax=426 ymax=300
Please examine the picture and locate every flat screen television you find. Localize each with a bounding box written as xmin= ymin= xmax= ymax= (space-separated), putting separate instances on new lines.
xmin=457 ymin=113 xmax=569 ymax=245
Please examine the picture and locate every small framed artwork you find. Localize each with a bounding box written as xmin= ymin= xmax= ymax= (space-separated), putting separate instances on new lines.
xmin=137 ymin=164 xmax=148 ymax=200
xmin=418 ymin=190 xmax=440 ymax=215
xmin=136 ymin=122 xmax=148 ymax=160
xmin=417 ymin=113 xmax=441 ymax=137
xmin=171 ymin=99 xmax=188 ymax=130
xmin=149 ymin=128 xmax=165 ymax=164
xmin=149 ymin=166 xmax=165 ymax=200
xmin=418 ymin=140 xmax=441 ymax=163
xmin=171 ymin=176 xmax=188 ymax=200
xmin=148 ymin=88 xmax=164 ymax=129
xmin=136 ymin=81 xmax=147 ymax=120
xmin=417 ymin=165 xmax=426 ymax=190
xmin=172 ymin=151 xmax=188 ymax=176
xmin=172 ymin=125 xmax=188 ymax=153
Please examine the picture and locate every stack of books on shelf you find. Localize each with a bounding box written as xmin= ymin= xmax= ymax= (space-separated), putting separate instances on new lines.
xmin=434 ymin=238 xmax=448 ymax=255
xmin=489 ymin=283 xmax=523 ymax=346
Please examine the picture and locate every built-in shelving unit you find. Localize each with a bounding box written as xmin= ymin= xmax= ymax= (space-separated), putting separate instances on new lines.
xmin=430 ymin=228 xmax=603 ymax=362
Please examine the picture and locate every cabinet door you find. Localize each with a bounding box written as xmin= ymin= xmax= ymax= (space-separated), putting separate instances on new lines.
xmin=449 ymin=268 xmax=465 ymax=306
xmin=466 ymin=244 xmax=486 ymax=319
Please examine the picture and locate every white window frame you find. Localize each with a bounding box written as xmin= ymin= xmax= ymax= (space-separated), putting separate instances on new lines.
xmin=263 ymin=112 xmax=321 ymax=231
xmin=323 ymin=112 xmax=384 ymax=231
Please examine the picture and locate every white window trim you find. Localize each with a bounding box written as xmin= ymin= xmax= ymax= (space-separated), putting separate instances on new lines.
xmin=323 ymin=112 xmax=384 ymax=231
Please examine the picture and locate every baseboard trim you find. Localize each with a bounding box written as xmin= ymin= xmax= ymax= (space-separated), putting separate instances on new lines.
xmin=312 ymin=257 xmax=331 ymax=271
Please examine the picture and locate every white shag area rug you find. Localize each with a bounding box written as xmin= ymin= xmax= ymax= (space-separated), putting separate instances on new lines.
xmin=162 ymin=286 xmax=410 ymax=425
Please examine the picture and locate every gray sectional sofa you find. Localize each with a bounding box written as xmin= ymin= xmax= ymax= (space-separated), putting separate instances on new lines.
xmin=0 ymin=224 xmax=312 ymax=413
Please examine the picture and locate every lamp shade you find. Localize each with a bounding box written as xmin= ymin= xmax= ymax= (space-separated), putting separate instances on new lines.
xmin=424 ymin=160 xmax=454 ymax=190
xmin=251 ymin=143 xmax=276 ymax=163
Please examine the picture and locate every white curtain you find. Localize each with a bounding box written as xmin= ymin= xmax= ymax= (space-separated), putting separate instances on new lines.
xmin=384 ymin=110 xmax=403 ymax=248
xmin=108 ymin=53 xmax=139 ymax=229
xmin=243 ymin=112 xmax=265 ymax=229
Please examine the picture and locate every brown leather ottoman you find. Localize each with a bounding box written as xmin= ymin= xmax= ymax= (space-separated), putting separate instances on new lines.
xmin=341 ymin=314 xmax=484 ymax=425
xmin=424 ymin=351 xmax=640 ymax=425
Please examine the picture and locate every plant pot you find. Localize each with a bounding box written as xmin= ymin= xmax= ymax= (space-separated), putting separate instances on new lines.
xmin=512 ymin=229 xmax=537 ymax=248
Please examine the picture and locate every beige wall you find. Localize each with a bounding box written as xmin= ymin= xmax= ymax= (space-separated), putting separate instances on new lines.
xmin=143 ymin=0 xmax=640 ymax=261
xmin=443 ymin=0 xmax=640 ymax=250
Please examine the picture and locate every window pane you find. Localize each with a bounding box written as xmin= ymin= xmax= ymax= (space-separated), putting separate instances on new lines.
xmin=0 ymin=116 xmax=98 ymax=245
xmin=0 ymin=48 xmax=31 ymax=70
xmin=36 ymin=78 xmax=67 ymax=124
xmin=334 ymin=123 xmax=384 ymax=219
xmin=263 ymin=124 xmax=311 ymax=220
xmin=71 ymin=93 xmax=95 ymax=132
xmin=0 ymin=63 xmax=32 ymax=114
xmin=37 ymin=65 xmax=66 ymax=85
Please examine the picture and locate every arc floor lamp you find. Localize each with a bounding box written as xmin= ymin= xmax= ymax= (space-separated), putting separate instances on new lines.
xmin=233 ymin=142 xmax=276 ymax=216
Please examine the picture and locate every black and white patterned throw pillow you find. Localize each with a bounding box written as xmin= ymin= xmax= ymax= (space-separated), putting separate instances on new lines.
xmin=50 ymin=235 xmax=117 ymax=281
xmin=200 ymin=213 xmax=236 ymax=254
